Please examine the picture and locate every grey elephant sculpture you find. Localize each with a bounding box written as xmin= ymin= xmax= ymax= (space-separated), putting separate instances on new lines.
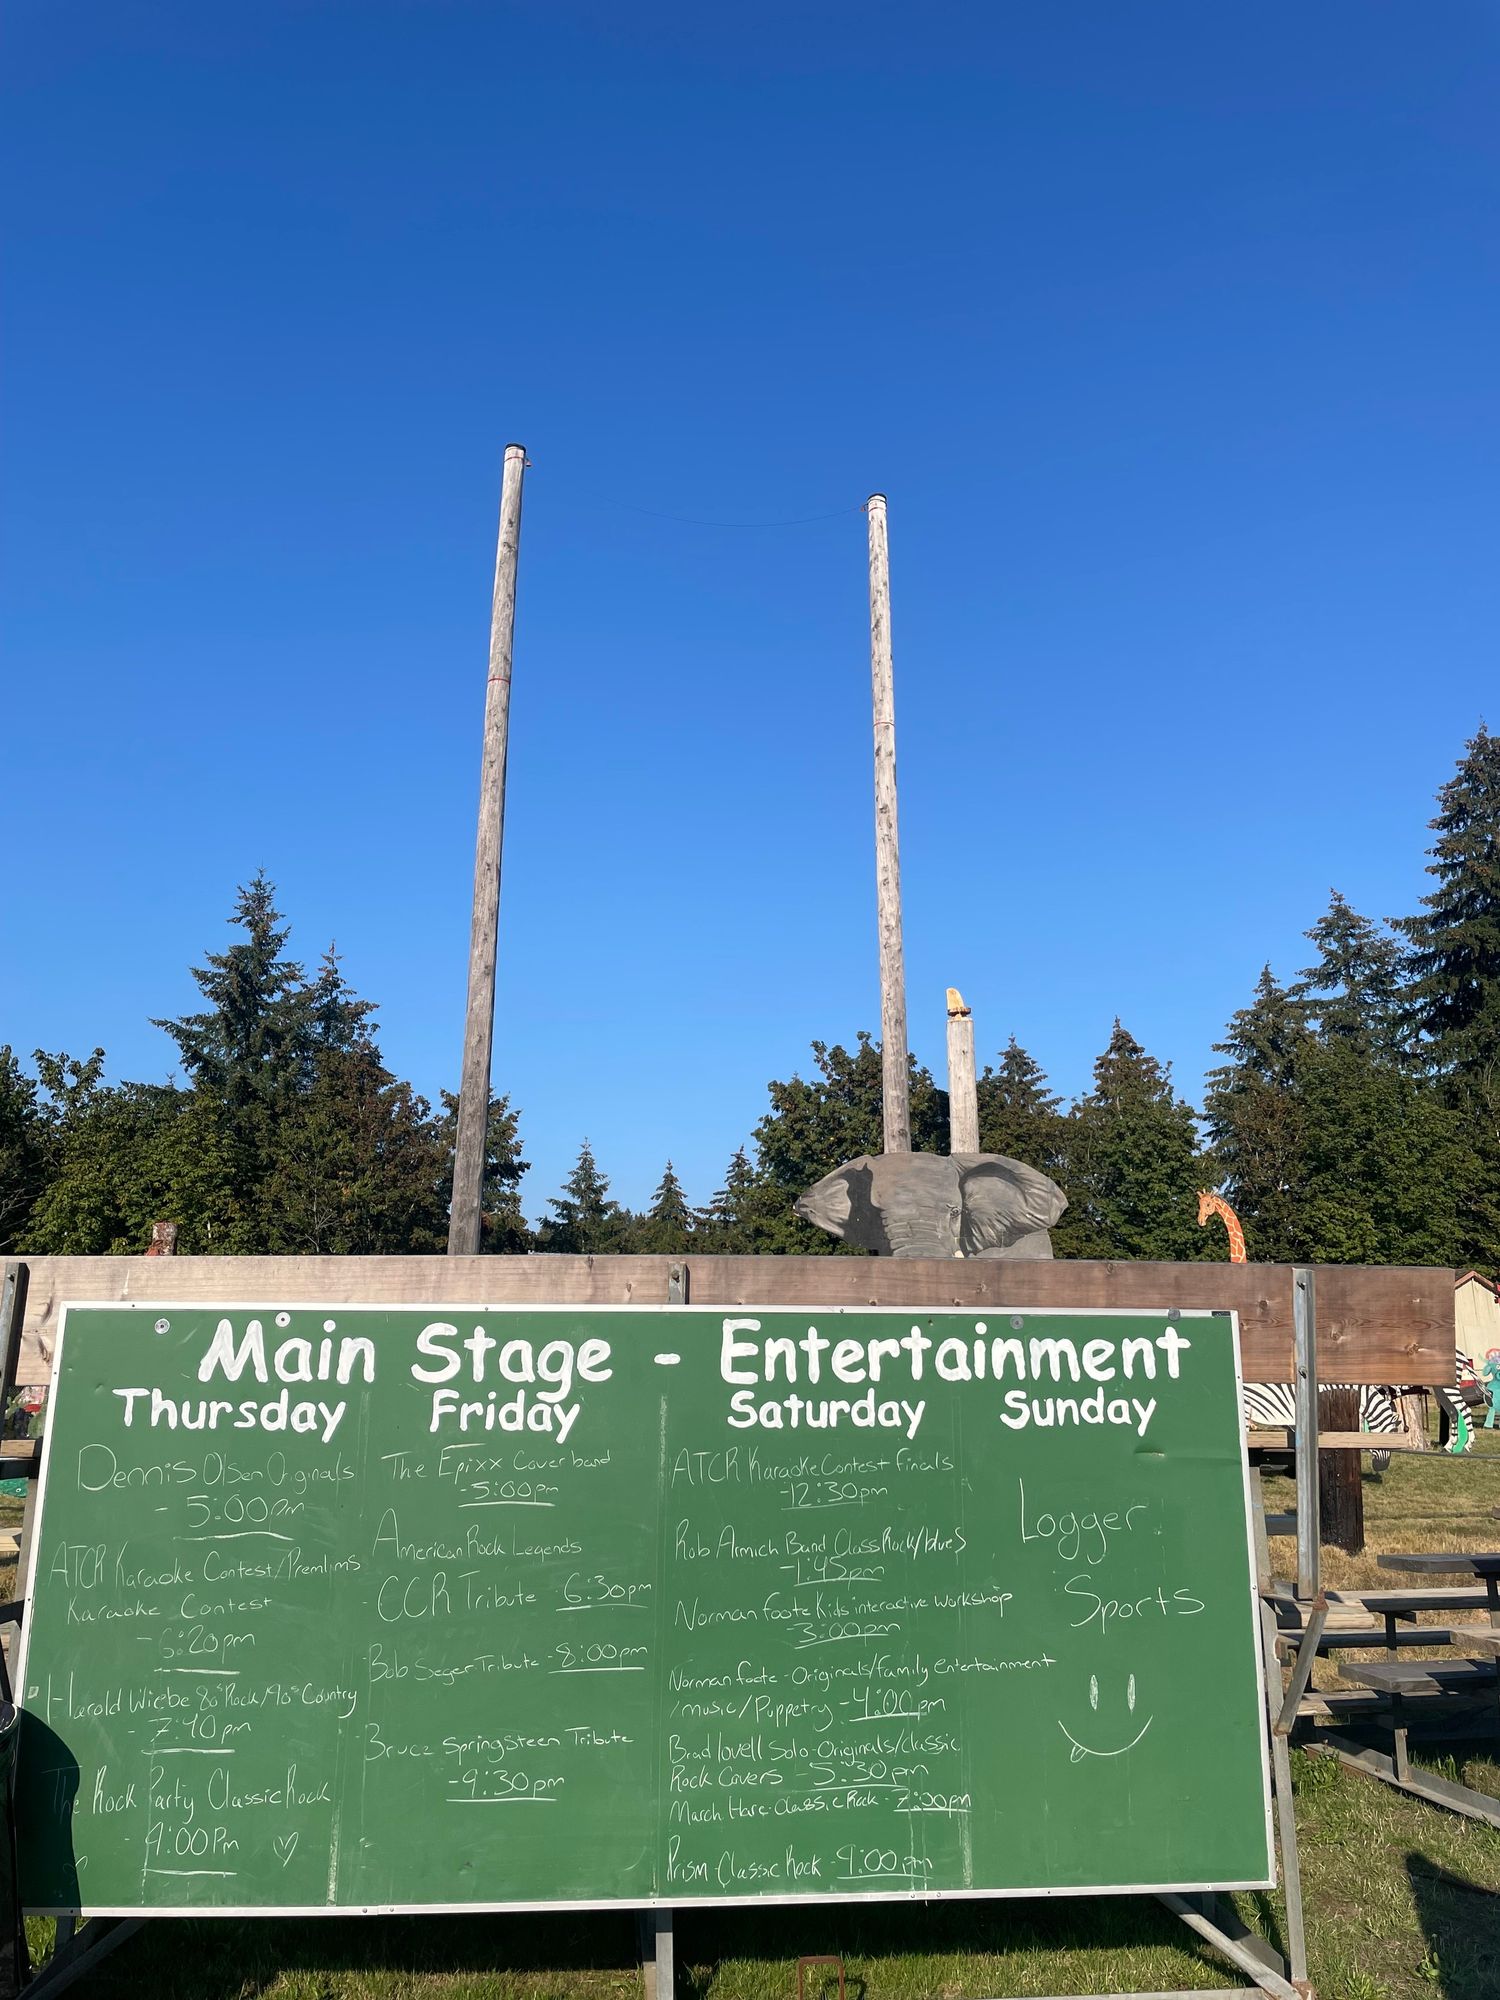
xmin=794 ymin=1152 xmax=1067 ymax=1259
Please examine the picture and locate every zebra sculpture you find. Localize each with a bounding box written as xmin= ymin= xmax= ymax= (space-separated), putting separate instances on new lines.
xmin=1196 ymin=1189 xmax=1475 ymax=1456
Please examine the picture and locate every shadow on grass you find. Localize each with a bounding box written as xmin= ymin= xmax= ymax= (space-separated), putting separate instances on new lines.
xmin=36 ymin=1908 xmax=643 ymax=1999
xmin=48 ymin=1895 xmax=1257 ymax=2000
xmin=1407 ymin=1854 xmax=1500 ymax=1999
xmin=672 ymin=1894 xmax=1231 ymax=1999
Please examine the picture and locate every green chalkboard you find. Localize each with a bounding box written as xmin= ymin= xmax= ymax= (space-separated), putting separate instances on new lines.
xmin=16 ymin=1301 xmax=1271 ymax=1915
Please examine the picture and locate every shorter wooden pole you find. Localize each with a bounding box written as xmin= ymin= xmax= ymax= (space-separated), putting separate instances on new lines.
xmin=946 ymin=989 xmax=979 ymax=1154
xmin=1318 ymin=1385 xmax=1366 ymax=1554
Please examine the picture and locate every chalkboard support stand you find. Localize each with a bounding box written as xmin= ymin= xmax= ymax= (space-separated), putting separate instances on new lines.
xmin=638 ymin=1909 xmax=674 ymax=2000
xmin=22 ymin=1917 xmax=143 ymax=1999
xmin=642 ymin=1263 xmax=685 ymax=2000
xmin=1292 ymin=1267 xmax=1320 ymax=1600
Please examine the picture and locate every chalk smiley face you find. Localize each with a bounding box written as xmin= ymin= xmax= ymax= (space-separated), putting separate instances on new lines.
xmin=1058 ymin=1672 xmax=1153 ymax=1761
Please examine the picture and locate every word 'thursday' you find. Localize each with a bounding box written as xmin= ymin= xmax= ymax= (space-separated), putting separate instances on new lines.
xmin=101 ymin=1313 xmax=1196 ymax=1449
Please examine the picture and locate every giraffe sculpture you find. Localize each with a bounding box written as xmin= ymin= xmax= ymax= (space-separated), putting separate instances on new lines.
xmin=1197 ymin=1188 xmax=1247 ymax=1263
xmin=1196 ymin=1189 xmax=1432 ymax=1460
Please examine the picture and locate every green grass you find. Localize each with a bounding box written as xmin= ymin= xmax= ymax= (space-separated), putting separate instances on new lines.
xmin=15 ymin=1439 xmax=1500 ymax=1999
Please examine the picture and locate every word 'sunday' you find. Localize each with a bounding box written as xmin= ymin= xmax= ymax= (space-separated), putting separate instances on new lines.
xmin=103 ymin=1314 xmax=1194 ymax=1448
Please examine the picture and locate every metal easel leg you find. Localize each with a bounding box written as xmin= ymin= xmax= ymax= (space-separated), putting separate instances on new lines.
xmin=23 ymin=1918 xmax=144 ymax=1998
xmin=645 ymin=1258 xmax=681 ymax=2000
xmin=1254 ymin=1438 xmax=1312 ymax=1993
xmin=1157 ymin=1893 xmax=1298 ymax=2000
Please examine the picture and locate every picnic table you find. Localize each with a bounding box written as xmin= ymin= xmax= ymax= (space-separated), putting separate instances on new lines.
xmin=1376 ymin=1552 xmax=1500 ymax=1623
xmin=1317 ymin=1569 xmax=1500 ymax=1825
xmin=1449 ymin=1626 xmax=1500 ymax=1660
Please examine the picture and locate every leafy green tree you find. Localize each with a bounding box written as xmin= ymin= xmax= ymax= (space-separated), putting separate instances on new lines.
xmin=1056 ymin=1023 xmax=1210 ymax=1261
xmin=1294 ymin=892 xmax=1406 ymax=1060
xmin=746 ymin=1034 xmax=949 ymax=1251
xmin=0 ymin=1047 xmax=50 ymax=1252
xmin=539 ymin=1140 xmax=628 ymax=1253
xmin=26 ymin=1073 xmax=242 ymax=1255
xmin=632 ymin=1161 xmax=694 ymax=1253
xmin=976 ymin=1038 xmax=1064 ymax=1175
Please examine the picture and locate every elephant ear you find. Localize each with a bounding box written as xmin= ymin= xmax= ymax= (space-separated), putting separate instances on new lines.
xmin=953 ymin=1154 xmax=1068 ymax=1256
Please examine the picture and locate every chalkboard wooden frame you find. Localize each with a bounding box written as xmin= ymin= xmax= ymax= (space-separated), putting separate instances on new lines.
xmin=15 ymin=1296 xmax=1277 ymax=1922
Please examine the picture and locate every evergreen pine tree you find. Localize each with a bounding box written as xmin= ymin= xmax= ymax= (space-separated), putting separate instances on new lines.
xmin=1397 ymin=725 xmax=1500 ymax=1087
xmin=747 ymin=1034 xmax=949 ymax=1250
xmin=154 ymin=873 xmax=311 ymax=1107
xmin=267 ymin=1047 xmax=452 ymax=1254
xmin=1294 ymin=892 xmax=1405 ymax=1059
xmin=1394 ymin=725 xmax=1500 ymax=1263
xmin=435 ymin=1092 xmax=531 ymax=1253
xmin=1202 ymin=969 xmax=1314 ymax=1262
xmin=305 ymin=944 xmax=378 ymax=1064
xmin=698 ymin=1146 xmax=788 ymax=1252
xmin=540 ymin=1140 xmax=627 ymax=1253
xmin=1205 ymin=961 xmax=1474 ymax=1265
xmin=633 ymin=1161 xmax=694 ymax=1252
xmin=15 ymin=881 xmax=535 ymax=1256
xmin=975 ymin=1038 xmax=1063 ymax=1174
xmin=1056 ymin=1023 xmax=1208 ymax=1260
xmin=1294 ymin=1039 xmax=1470 ymax=1265
xmin=152 ymin=874 xmax=314 ymax=1231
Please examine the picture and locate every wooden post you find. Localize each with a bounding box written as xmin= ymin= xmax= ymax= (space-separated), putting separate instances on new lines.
xmin=946 ymin=988 xmax=979 ymax=1154
xmin=867 ymin=493 xmax=910 ymax=1154
xmin=1318 ymin=1385 xmax=1366 ymax=1554
xmin=449 ymin=443 xmax=527 ymax=1256
xmin=1398 ymin=1389 xmax=1429 ymax=1451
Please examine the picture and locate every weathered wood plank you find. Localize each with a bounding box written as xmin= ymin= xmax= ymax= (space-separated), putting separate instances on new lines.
xmin=7 ymin=1256 xmax=1454 ymax=1385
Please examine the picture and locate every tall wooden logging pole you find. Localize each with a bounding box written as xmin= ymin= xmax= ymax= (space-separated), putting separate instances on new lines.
xmin=946 ymin=988 xmax=979 ymax=1153
xmin=867 ymin=493 xmax=910 ymax=1154
xmin=449 ymin=443 xmax=527 ymax=1256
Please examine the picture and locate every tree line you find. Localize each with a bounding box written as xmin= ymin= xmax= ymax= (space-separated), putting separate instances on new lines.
xmin=3 ymin=726 xmax=1497 ymax=1267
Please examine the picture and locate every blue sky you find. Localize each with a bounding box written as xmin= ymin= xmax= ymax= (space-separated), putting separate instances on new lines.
xmin=4 ymin=3 xmax=1498 ymax=1218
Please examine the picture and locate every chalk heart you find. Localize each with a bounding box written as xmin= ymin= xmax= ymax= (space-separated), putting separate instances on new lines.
xmin=273 ymin=1833 xmax=298 ymax=1867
